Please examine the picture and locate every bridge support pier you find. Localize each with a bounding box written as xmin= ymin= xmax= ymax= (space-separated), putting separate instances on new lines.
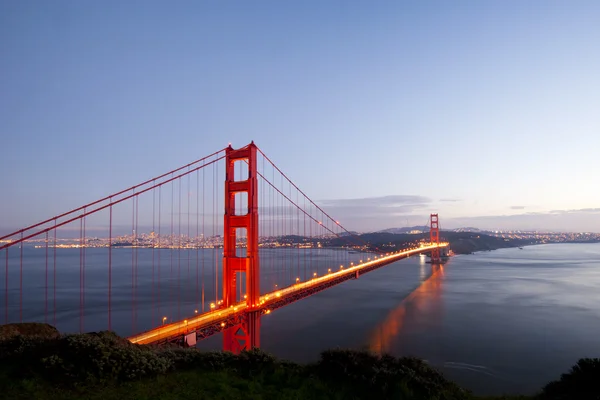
xmin=223 ymin=311 xmax=260 ymax=352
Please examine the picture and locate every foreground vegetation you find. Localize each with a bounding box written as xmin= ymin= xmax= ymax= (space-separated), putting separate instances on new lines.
xmin=0 ymin=323 xmax=598 ymax=400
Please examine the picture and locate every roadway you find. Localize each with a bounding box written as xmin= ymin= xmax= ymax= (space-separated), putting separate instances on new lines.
xmin=128 ymin=243 xmax=448 ymax=345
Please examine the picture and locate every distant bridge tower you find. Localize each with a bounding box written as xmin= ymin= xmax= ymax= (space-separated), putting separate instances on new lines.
xmin=222 ymin=142 xmax=260 ymax=353
xmin=430 ymin=213 xmax=441 ymax=263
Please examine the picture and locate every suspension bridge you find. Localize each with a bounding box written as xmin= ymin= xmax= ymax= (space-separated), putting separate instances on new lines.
xmin=0 ymin=142 xmax=448 ymax=353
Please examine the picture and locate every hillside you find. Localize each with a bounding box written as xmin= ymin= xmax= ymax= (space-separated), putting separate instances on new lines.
xmin=329 ymin=231 xmax=533 ymax=255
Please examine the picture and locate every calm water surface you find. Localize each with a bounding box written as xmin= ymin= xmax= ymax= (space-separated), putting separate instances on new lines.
xmin=4 ymin=243 xmax=600 ymax=395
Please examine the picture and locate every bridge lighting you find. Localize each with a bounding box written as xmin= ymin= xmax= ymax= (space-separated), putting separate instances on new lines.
xmin=276 ymin=292 xmax=281 ymax=297
xmin=296 ymin=277 xmax=300 ymax=282
xmin=328 ymin=268 xmax=331 ymax=273
xmin=266 ymin=309 xmax=271 ymax=314
xmin=266 ymin=296 xmax=270 ymax=300
xmin=340 ymin=265 xmax=344 ymax=269
xmin=184 ymin=320 xmax=188 ymax=325
xmin=359 ymin=260 xmax=363 ymax=263
xmin=244 ymin=294 xmax=247 ymax=299
xmin=162 ymin=316 xmax=167 ymax=325
xmin=194 ymin=309 xmax=198 ymax=314
xmin=210 ymin=303 xmax=216 ymax=309
xmin=313 ymin=272 xmax=317 ymax=277
xmin=221 ymin=322 xmax=225 ymax=327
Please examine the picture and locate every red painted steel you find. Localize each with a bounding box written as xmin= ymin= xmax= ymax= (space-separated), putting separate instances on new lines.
xmin=1 ymin=139 xmax=447 ymax=353
xmin=430 ymin=213 xmax=440 ymax=262
xmin=0 ymin=155 xmax=226 ymax=251
xmin=0 ymin=149 xmax=226 ymax=244
xmin=222 ymin=142 xmax=260 ymax=352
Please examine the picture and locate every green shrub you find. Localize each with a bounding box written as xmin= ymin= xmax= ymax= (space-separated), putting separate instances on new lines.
xmin=538 ymin=358 xmax=600 ymax=400
xmin=315 ymin=349 xmax=469 ymax=400
xmin=1 ymin=331 xmax=172 ymax=384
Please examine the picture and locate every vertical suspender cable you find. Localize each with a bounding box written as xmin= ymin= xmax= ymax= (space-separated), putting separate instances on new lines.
xmin=4 ymin=248 xmax=8 ymax=324
xmin=45 ymin=231 xmax=48 ymax=323
xmin=108 ymin=204 xmax=112 ymax=331
xmin=19 ymin=232 xmax=23 ymax=322
xmin=152 ymin=181 xmax=156 ymax=326
xmin=158 ymin=187 xmax=162 ymax=323
xmin=202 ymin=163 xmax=205 ymax=312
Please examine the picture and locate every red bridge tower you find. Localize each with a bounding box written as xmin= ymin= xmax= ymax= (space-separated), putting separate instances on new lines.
xmin=222 ymin=142 xmax=260 ymax=353
xmin=430 ymin=213 xmax=441 ymax=263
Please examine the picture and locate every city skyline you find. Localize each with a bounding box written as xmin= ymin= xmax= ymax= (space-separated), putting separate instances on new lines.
xmin=2 ymin=1 xmax=599 ymax=233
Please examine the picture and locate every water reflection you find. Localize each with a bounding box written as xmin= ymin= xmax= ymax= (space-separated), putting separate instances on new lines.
xmin=369 ymin=261 xmax=445 ymax=353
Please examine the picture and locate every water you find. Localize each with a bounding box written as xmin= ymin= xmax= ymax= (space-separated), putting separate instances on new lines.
xmin=3 ymin=243 xmax=600 ymax=395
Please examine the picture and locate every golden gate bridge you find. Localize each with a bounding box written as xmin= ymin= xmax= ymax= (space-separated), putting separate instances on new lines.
xmin=0 ymin=142 xmax=447 ymax=353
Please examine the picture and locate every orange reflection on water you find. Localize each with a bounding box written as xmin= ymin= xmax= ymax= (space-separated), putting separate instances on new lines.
xmin=369 ymin=262 xmax=445 ymax=354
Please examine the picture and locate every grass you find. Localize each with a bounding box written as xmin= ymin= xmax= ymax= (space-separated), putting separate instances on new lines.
xmin=3 ymin=367 xmax=518 ymax=400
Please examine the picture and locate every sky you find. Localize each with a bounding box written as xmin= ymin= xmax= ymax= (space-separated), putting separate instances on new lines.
xmin=1 ymin=1 xmax=599 ymax=234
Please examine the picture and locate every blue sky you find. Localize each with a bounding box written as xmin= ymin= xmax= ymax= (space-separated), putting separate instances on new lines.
xmin=1 ymin=1 xmax=599 ymax=233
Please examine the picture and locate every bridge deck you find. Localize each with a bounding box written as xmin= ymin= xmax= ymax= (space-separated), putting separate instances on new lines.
xmin=128 ymin=243 xmax=447 ymax=345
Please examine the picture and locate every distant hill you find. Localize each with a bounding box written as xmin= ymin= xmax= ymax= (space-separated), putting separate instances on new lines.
xmin=378 ymin=225 xmax=428 ymax=234
xmin=329 ymin=231 xmax=533 ymax=254
xmin=451 ymin=227 xmax=483 ymax=233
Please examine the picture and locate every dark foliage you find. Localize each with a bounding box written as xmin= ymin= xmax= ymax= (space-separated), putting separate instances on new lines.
xmin=1 ymin=325 xmax=599 ymax=400
xmin=538 ymin=358 xmax=600 ymax=400
xmin=0 ymin=331 xmax=171 ymax=384
xmin=316 ymin=348 xmax=469 ymax=400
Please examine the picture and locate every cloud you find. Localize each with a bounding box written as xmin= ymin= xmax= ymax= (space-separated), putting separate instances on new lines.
xmin=439 ymin=198 xmax=461 ymax=202
xmin=445 ymin=210 xmax=600 ymax=232
xmin=549 ymin=208 xmax=600 ymax=214
xmin=316 ymin=195 xmax=433 ymax=231
xmin=510 ymin=205 xmax=526 ymax=210
xmin=318 ymin=195 xmax=431 ymax=217
xmin=319 ymin=195 xmax=431 ymax=208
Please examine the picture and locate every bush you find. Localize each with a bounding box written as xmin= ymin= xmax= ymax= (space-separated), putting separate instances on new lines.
xmin=47 ymin=332 xmax=172 ymax=382
xmin=1 ymin=331 xmax=171 ymax=384
xmin=157 ymin=347 xmax=236 ymax=370
xmin=315 ymin=349 xmax=469 ymax=400
xmin=538 ymin=358 xmax=600 ymax=400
